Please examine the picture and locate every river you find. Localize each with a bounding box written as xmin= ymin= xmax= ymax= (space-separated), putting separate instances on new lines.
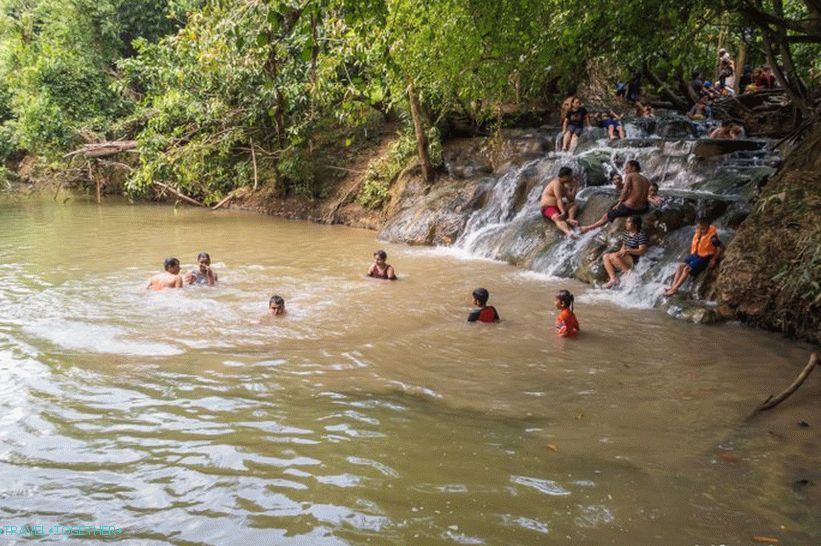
xmin=0 ymin=196 xmax=818 ymax=545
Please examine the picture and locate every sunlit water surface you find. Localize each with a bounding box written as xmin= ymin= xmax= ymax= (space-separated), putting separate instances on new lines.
xmin=0 ymin=197 xmax=818 ymax=545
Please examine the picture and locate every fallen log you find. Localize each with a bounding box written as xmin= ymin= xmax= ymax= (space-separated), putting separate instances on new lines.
xmin=153 ymin=181 xmax=205 ymax=207
xmin=63 ymin=140 xmax=138 ymax=160
xmin=755 ymin=353 xmax=819 ymax=412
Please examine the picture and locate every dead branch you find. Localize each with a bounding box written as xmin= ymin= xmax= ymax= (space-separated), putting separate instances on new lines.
xmin=152 ymin=181 xmax=205 ymax=207
xmin=211 ymin=190 xmax=237 ymax=211
xmin=63 ymin=140 xmax=138 ymax=160
xmin=756 ymin=353 xmax=819 ymax=412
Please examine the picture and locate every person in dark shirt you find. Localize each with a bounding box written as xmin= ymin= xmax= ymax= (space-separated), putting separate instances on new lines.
xmin=467 ymin=288 xmax=500 ymax=323
xmin=601 ymin=215 xmax=649 ymax=289
xmin=561 ymin=97 xmax=590 ymax=153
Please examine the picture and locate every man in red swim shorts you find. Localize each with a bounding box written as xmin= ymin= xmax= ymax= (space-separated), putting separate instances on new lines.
xmin=540 ymin=166 xmax=579 ymax=238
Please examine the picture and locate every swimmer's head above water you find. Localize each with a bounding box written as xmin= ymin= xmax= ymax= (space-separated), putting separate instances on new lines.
xmin=164 ymin=257 xmax=181 ymax=274
xmin=268 ymin=295 xmax=286 ymax=316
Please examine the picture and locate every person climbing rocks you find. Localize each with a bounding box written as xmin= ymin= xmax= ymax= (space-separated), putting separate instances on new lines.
xmin=580 ymin=160 xmax=650 ymax=233
xmin=663 ymin=217 xmax=724 ymax=297
xmin=601 ymin=215 xmax=649 ymax=289
xmin=540 ymin=167 xmax=579 ymax=238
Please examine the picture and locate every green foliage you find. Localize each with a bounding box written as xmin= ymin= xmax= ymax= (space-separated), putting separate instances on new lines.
xmin=357 ymin=130 xmax=416 ymax=209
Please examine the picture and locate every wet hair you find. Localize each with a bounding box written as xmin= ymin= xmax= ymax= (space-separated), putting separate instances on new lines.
xmin=695 ymin=213 xmax=711 ymax=227
xmin=269 ymin=295 xmax=285 ymax=307
xmin=558 ymin=166 xmax=573 ymax=178
xmin=626 ymin=159 xmax=641 ymax=172
xmin=197 ymin=251 xmax=211 ymax=262
xmin=164 ymin=257 xmax=180 ymax=271
xmin=374 ymin=250 xmax=387 ymax=260
xmin=472 ymin=288 xmax=490 ymax=306
xmin=555 ymin=289 xmax=574 ymax=311
xmin=628 ymin=215 xmax=643 ymax=231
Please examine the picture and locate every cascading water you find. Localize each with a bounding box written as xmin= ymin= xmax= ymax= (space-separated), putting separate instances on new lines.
xmin=381 ymin=116 xmax=782 ymax=314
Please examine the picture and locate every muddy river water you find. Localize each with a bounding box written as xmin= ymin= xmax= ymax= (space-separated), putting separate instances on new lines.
xmin=0 ymin=197 xmax=818 ymax=545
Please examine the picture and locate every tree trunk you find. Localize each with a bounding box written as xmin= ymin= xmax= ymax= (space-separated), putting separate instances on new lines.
xmin=407 ymin=82 xmax=434 ymax=184
xmin=642 ymin=63 xmax=688 ymax=111
xmin=735 ymin=42 xmax=746 ymax=93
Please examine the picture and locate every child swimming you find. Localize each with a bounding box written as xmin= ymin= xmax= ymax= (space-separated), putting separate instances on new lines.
xmin=184 ymin=251 xmax=218 ymax=286
xmin=554 ymin=289 xmax=579 ymax=337
xmin=367 ymin=250 xmax=397 ymax=280
xmin=467 ymin=288 xmax=500 ymax=323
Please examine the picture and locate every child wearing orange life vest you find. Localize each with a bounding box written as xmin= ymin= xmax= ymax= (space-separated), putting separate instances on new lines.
xmin=554 ymin=289 xmax=579 ymax=338
xmin=467 ymin=288 xmax=500 ymax=323
xmin=664 ymin=217 xmax=723 ymax=296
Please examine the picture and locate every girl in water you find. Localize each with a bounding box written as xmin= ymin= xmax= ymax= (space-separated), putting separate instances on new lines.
xmin=367 ymin=250 xmax=397 ymax=280
xmin=554 ymin=290 xmax=580 ymax=338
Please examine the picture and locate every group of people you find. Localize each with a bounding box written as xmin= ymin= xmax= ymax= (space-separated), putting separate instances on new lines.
xmin=538 ymin=162 xmax=723 ymax=294
xmin=467 ymin=287 xmax=579 ymax=338
xmin=559 ymin=97 xmax=638 ymax=153
xmin=539 ymin=161 xmax=657 ymax=239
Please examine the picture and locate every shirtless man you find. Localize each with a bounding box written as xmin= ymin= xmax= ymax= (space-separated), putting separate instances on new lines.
xmin=540 ymin=167 xmax=579 ymax=238
xmin=146 ymin=257 xmax=183 ymax=291
xmin=709 ymin=120 xmax=743 ymax=140
xmin=580 ymin=160 xmax=650 ymax=233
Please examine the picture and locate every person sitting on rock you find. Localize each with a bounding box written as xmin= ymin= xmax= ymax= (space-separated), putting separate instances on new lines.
xmin=663 ymin=217 xmax=723 ymax=297
xmin=599 ymin=110 xmax=626 ymax=140
xmin=580 ymin=160 xmax=650 ymax=233
xmin=561 ymin=97 xmax=591 ymax=153
xmin=687 ymin=96 xmax=712 ymax=120
xmin=648 ymin=182 xmax=666 ymax=208
xmin=610 ymin=172 xmax=624 ymax=194
xmin=601 ymin=215 xmax=649 ymax=289
xmin=709 ymin=120 xmax=743 ymax=140
xmin=540 ymin=167 xmax=579 ymax=238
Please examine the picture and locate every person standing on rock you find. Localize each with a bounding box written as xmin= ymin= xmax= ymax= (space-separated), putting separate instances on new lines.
xmin=717 ymin=48 xmax=736 ymax=91
xmin=540 ymin=167 xmax=579 ymax=238
xmin=580 ymin=160 xmax=650 ymax=233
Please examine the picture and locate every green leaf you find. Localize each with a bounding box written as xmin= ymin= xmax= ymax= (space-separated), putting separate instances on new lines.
xmin=256 ymin=32 xmax=269 ymax=47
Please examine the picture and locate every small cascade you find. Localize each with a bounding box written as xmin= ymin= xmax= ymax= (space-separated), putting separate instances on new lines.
xmin=381 ymin=117 xmax=782 ymax=314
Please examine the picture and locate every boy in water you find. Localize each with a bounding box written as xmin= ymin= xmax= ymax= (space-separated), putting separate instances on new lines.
xmin=664 ymin=217 xmax=723 ymax=296
xmin=367 ymin=250 xmax=397 ymax=280
xmin=467 ymin=288 xmax=500 ymax=323
xmin=267 ymin=295 xmax=286 ymax=316
xmin=184 ymin=251 xmax=218 ymax=286
xmin=146 ymin=257 xmax=183 ymax=291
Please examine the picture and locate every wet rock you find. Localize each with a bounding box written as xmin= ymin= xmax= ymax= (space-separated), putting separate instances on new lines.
xmin=578 ymin=192 xmax=616 ymax=225
xmin=666 ymin=302 xmax=720 ymax=324
xmin=577 ymin=152 xmax=610 ymax=187
xmin=693 ymin=139 xmax=765 ymax=158
xmin=656 ymin=118 xmax=698 ymax=139
xmin=379 ymin=178 xmax=483 ymax=245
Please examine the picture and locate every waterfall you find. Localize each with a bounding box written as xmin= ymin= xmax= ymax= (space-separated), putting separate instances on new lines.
xmin=381 ymin=118 xmax=781 ymax=312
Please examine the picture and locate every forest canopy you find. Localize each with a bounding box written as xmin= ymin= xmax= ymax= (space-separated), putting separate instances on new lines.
xmin=0 ymin=0 xmax=818 ymax=202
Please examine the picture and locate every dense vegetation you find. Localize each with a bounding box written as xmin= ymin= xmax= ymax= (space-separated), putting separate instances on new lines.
xmin=0 ymin=0 xmax=818 ymax=203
